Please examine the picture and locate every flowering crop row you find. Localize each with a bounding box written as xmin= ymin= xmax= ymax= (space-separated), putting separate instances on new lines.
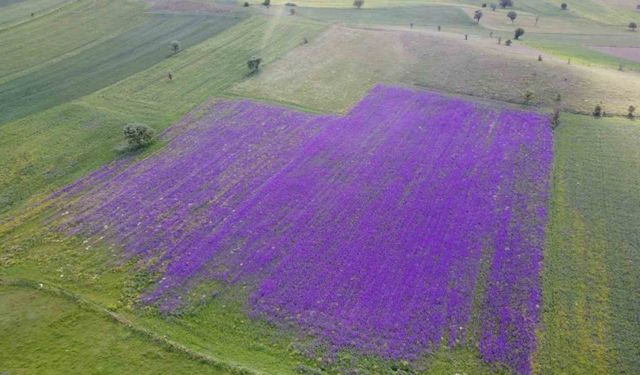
xmin=52 ymin=85 xmax=553 ymax=374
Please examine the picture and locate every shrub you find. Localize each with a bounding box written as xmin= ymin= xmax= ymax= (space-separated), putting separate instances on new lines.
xmin=243 ymin=1 xmax=249 ymax=6
xmin=628 ymin=105 xmax=636 ymax=118
xmin=507 ymin=10 xmax=518 ymax=23
xmin=514 ymin=27 xmax=525 ymax=39
xmin=124 ymin=123 xmax=154 ymax=148
xmin=248 ymin=57 xmax=262 ymax=73
xmin=262 ymin=0 xmax=270 ymax=6
xmin=561 ymin=3 xmax=567 ymax=10
xmin=353 ymin=0 xmax=364 ymax=9
xmin=500 ymin=0 xmax=513 ymax=8
xmin=524 ymin=90 xmax=534 ymax=104
xmin=551 ymin=108 xmax=561 ymax=129
xmin=170 ymin=40 xmax=181 ymax=54
xmin=593 ymin=104 xmax=603 ymax=117
xmin=474 ymin=10 xmax=483 ymax=23
xmin=629 ymin=22 xmax=638 ymax=31
xmin=290 ymin=8 xmax=296 ymax=15
xmin=505 ymin=39 xmax=512 ymax=46
xmin=490 ymin=3 xmax=497 ymax=11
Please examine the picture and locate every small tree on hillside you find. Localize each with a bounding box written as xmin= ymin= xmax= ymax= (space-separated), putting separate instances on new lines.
xmin=514 ymin=27 xmax=525 ymax=39
xmin=170 ymin=40 xmax=181 ymax=54
xmin=628 ymin=105 xmax=636 ymax=118
xmin=505 ymin=39 xmax=512 ymax=46
xmin=243 ymin=1 xmax=249 ymax=6
xmin=124 ymin=123 xmax=154 ymax=148
xmin=247 ymin=57 xmax=262 ymax=73
xmin=551 ymin=108 xmax=561 ymax=129
xmin=353 ymin=0 xmax=364 ymax=9
xmin=262 ymin=0 xmax=270 ymax=7
xmin=507 ymin=10 xmax=518 ymax=23
xmin=629 ymin=22 xmax=638 ymax=31
xmin=474 ymin=10 xmax=483 ymax=23
xmin=500 ymin=0 xmax=513 ymax=8
xmin=593 ymin=103 xmax=603 ymax=117
xmin=561 ymin=3 xmax=567 ymax=10
xmin=490 ymin=3 xmax=497 ymax=11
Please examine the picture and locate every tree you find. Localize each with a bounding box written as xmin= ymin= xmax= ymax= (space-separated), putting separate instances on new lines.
xmin=248 ymin=57 xmax=262 ymax=73
xmin=124 ymin=123 xmax=154 ymax=148
xmin=353 ymin=0 xmax=364 ymax=9
xmin=514 ymin=27 xmax=525 ymax=39
xmin=170 ymin=40 xmax=181 ymax=54
xmin=474 ymin=10 xmax=483 ymax=23
xmin=561 ymin=3 xmax=567 ymax=10
xmin=507 ymin=10 xmax=518 ymax=23
xmin=243 ymin=1 xmax=249 ymax=6
xmin=629 ymin=22 xmax=638 ymax=31
xmin=505 ymin=39 xmax=512 ymax=46
xmin=490 ymin=3 xmax=497 ymax=11
xmin=500 ymin=0 xmax=513 ymax=8
xmin=262 ymin=0 xmax=270 ymax=6
xmin=524 ymin=90 xmax=534 ymax=104
xmin=629 ymin=105 xmax=636 ymax=119
xmin=551 ymin=108 xmax=561 ymax=129
xmin=593 ymin=104 xmax=603 ymax=117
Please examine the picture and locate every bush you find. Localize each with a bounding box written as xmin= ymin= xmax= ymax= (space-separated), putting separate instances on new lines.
xmin=243 ymin=1 xmax=249 ymax=6
xmin=628 ymin=105 xmax=636 ymax=118
xmin=474 ymin=10 xmax=483 ymax=23
xmin=561 ymin=3 xmax=567 ymax=10
xmin=507 ymin=10 xmax=518 ymax=23
xmin=551 ymin=108 xmax=561 ymax=129
xmin=500 ymin=0 xmax=513 ymax=8
xmin=629 ymin=22 xmax=637 ymax=31
xmin=353 ymin=0 xmax=364 ymax=9
xmin=490 ymin=3 xmax=497 ymax=11
xmin=124 ymin=123 xmax=155 ymax=148
xmin=505 ymin=39 xmax=512 ymax=46
xmin=170 ymin=40 xmax=181 ymax=54
xmin=593 ymin=104 xmax=603 ymax=117
xmin=514 ymin=27 xmax=525 ymax=39
xmin=248 ymin=57 xmax=262 ymax=73
xmin=262 ymin=0 xmax=270 ymax=6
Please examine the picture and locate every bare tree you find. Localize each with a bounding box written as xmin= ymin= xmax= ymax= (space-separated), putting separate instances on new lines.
xmin=474 ymin=10 xmax=483 ymax=23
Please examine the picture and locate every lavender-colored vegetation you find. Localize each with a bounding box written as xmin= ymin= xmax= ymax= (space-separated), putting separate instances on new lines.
xmin=52 ymin=85 xmax=553 ymax=374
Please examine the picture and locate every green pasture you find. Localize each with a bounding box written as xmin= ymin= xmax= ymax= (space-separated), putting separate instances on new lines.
xmin=537 ymin=114 xmax=640 ymax=374
xmin=0 ymin=285 xmax=231 ymax=375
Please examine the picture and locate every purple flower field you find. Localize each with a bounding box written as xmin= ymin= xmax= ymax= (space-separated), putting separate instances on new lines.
xmin=52 ymin=85 xmax=553 ymax=374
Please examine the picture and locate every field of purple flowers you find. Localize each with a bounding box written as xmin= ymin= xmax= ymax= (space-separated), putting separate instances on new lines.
xmin=52 ymin=85 xmax=553 ymax=374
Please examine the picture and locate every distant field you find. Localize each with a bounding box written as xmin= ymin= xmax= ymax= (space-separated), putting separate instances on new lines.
xmin=232 ymin=25 xmax=640 ymax=115
xmin=0 ymin=0 xmax=71 ymax=30
xmin=0 ymin=0 xmax=144 ymax=83
xmin=0 ymin=12 xmax=247 ymax=124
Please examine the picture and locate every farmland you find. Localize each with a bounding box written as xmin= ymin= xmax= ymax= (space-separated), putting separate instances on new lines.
xmin=1 ymin=0 xmax=639 ymax=374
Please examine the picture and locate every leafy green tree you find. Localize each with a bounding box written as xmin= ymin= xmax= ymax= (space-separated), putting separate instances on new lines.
xmin=507 ymin=10 xmax=518 ymax=23
xmin=353 ymin=0 xmax=364 ymax=9
xmin=500 ymin=0 xmax=513 ymax=8
xmin=124 ymin=123 xmax=155 ymax=148
xmin=514 ymin=27 xmax=525 ymax=39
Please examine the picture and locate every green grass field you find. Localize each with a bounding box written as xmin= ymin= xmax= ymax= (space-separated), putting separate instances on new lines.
xmin=1 ymin=0 xmax=639 ymax=374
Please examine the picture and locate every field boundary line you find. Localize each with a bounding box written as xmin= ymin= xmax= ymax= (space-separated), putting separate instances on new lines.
xmin=0 ymin=277 xmax=265 ymax=375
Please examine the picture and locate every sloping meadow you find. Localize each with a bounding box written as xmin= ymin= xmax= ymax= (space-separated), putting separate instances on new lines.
xmin=50 ymin=85 xmax=553 ymax=374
